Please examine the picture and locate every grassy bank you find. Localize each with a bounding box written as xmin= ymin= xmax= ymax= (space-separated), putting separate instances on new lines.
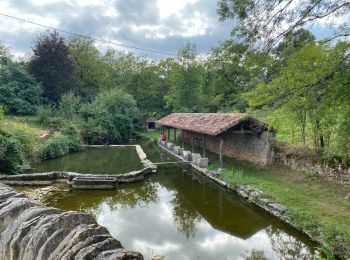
xmin=216 ymin=162 xmax=350 ymax=258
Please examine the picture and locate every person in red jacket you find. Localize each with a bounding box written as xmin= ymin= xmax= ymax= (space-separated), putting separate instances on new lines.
xmin=161 ymin=131 xmax=166 ymax=141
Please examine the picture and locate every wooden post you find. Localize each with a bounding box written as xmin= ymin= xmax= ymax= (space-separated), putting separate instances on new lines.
xmin=181 ymin=130 xmax=184 ymax=148
xmin=191 ymin=135 xmax=195 ymax=153
xmin=219 ymin=138 xmax=224 ymax=168
xmin=202 ymin=135 xmax=206 ymax=158
xmin=174 ymin=128 xmax=177 ymax=142
xmin=167 ymin=128 xmax=170 ymax=142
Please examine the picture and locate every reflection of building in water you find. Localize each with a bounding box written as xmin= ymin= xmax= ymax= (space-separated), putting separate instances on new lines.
xmin=163 ymin=171 xmax=271 ymax=239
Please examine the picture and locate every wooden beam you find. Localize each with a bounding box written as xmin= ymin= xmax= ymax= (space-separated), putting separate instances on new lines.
xmin=167 ymin=128 xmax=170 ymax=141
xmin=174 ymin=128 xmax=177 ymax=142
xmin=191 ymin=135 xmax=195 ymax=153
xmin=202 ymin=135 xmax=206 ymax=158
xmin=219 ymin=138 xmax=224 ymax=168
xmin=181 ymin=130 xmax=184 ymax=148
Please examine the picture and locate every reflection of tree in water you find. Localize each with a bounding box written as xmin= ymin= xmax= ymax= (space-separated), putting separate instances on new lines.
xmin=243 ymin=249 xmax=267 ymax=260
xmin=88 ymin=181 xmax=159 ymax=216
xmin=266 ymin=226 xmax=315 ymax=260
xmin=171 ymin=191 xmax=201 ymax=239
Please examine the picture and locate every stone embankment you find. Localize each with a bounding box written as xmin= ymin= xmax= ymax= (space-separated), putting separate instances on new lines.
xmin=0 ymin=145 xmax=157 ymax=189
xmin=0 ymin=182 xmax=143 ymax=260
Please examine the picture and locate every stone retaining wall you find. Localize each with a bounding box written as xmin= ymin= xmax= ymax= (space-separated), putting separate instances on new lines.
xmin=0 ymin=168 xmax=154 ymax=189
xmin=272 ymin=150 xmax=350 ymax=186
xmin=0 ymin=183 xmax=143 ymax=260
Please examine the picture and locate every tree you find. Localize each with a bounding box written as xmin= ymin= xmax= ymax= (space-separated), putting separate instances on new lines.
xmin=207 ymin=40 xmax=252 ymax=111
xmin=68 ymin=37 xmax=105 ymax=101
xmin=58 ymin=91 xmax=81 ymax=120
xmin=81 ymin=88 xmax=138 ymax=144
xmin=165 ymin=44 xmax=205 ymax=112
xmin=244 ymin=42 xmax=350 ymax=157
xmin=217 ymin=0 xmax=350 ymax=48
xmin=0 ymin=62 xmax=42 ymax=114
xmin=28 ymin=31 xmax=75 ymax=103
xmin=0 ymin=43 xmax=11 ymax=66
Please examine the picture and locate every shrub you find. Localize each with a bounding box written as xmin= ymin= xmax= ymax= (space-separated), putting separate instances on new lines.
xmin=38 ymin=126 xmax=83 ymax=160
xmin=0 ymin=129 xmax=27 ymax=173
xmin=58 ymin=91 xmax=81 ymax=119
xmin=0 ymin=62 xmax=42 ymax=114
xmin=37 ymin=104 xmax=56 ymax=125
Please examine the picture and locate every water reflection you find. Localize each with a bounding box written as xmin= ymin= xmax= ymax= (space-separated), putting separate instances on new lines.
xmin=27 ymin=146 xmax=142 ymax=174
xmin=17 ymin=166 xmax=316 ymax=260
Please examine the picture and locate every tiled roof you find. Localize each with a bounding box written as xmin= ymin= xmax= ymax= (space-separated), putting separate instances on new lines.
xmin=157 ymin=113 xmax=267 ymax=136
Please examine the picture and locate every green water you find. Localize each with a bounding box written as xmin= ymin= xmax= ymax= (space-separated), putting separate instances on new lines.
xmin=28 ymin=146 xmax=142 ymax=174
xmin=17 ymin=141 xmax=317 ymax=260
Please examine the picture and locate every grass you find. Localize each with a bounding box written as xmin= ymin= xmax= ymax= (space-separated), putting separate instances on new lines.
xmin=216 ymin=160 xmax=350 ymax=258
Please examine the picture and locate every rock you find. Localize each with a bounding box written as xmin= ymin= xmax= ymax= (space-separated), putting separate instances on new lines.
xmin=152 ymin=255 xmax=165 ymax=260
xmin=177 ymin=148 xmax=184 ymax=156
xmin=172 ymin=146 xmax=180 ymax=154
xmin=268 ymin=203 xmax=287 ymax=214
xmin=166 ymin=142 xmax=173 ymax=151
xmin=183 ymin=151 xmax=192 ymax=161
xmin=198 ymin=158 xmax=209 ymax=169
xmin=0 ymin=183 xmax=143 ymax=260
xmin=192 ymin=153 xmax=202 ymax=166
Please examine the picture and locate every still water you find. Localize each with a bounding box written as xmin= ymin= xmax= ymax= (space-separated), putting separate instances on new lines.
xmin=18 ymin=142 xmax=316 ymax=260
xmin=28 ymin=146 xmax=142 ymax=174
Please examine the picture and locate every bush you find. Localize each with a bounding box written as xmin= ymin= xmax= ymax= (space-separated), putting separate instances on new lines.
xmin=58 ymin=91 xmax=81 ymax=119
xmin=80 ymin=88 xmax=137 ymax=144
xmin=0 ymin=129 xmax=27 ymax=173
xmin=0 ymin=62 xmax=42 ymax=114
xmin=37 ymin=104 xmax=56 ymax=125
xmin=82 ymin=114 xmax=133 ymax=144
xmin=38 ymin=126 xmax=83 ymax=160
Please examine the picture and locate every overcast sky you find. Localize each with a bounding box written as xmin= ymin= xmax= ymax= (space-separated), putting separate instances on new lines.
xmin=0 ymin=0 xmax=348 ymax=59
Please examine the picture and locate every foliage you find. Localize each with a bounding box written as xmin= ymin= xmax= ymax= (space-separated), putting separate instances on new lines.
xmin=0 ymin=106 xmax=3 ymax=125
xmin=0 ymin=62 xmax=42 ymax=114
xmin=0 ymin=43 xmax=11 ymax=65
xmin=28 ymin=31 xmax=76 ymax=103
xmin=165 ymin=44 xmax=205 ymax=112
xmin=81 ymin=88 xmax=137 ymax=144
xmin=68 ymin=37 xmax=106 ymax=101
xmin=217 ymin=0 xmax=350 ymax=48
xmin=37 ymin=104 xmax=56 ymax=126
xmin=244 ymin=42 xmax=350 ymax=159
xmin=38 ymin=126 xmax=83 ymax=160
xmin=0 ymin=129 xmax=27 ymax=173
xmin=58 ymin=91 xmax=81 ymax=120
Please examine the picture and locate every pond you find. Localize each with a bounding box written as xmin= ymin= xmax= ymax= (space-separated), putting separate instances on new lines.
xmin=17 ymin=141 xmax=317 ymax=260
xmin=28 ymin=146 xmax=142 ymax=174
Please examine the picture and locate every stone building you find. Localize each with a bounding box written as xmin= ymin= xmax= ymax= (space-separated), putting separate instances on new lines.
xmin=157 ymin=113 xmax=275 ymax=166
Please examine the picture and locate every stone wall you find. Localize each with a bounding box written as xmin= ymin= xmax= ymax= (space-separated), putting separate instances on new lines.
xmin=182 ymin=129 xmax=274 ymax=165
xmin=272 ymin=150 xmax=350 ymax=186
xmin=0 ymin=182 xmax=143 ymax=260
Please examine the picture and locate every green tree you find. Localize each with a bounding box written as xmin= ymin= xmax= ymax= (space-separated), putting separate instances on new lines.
xmin=58 ymin=91 xmax=81 ymax=120
xmin=28 ymin=31 xmax=75 ymax=103
xmin=165 ymin=44 xmax=205 ymax=112
xmin=81 ymin=88 xmax=138 ymax=144
xmin=69 ymin=37 xmax=106 ymax=100
xmin=207 ymin=40 xmax=252 ymax=111
xmin=217 ymin=0 xmax=350 ymax=48
xmin=0 ymin=62 xmax=42 ymax=114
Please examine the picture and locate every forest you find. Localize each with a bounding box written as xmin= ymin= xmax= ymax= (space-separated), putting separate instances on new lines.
xmin=0 ymin=0 xmax=350 ymax=174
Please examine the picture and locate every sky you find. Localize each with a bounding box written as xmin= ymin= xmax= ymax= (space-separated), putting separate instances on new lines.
xmin=0 ymin=0 xmax=349 ymax=59
xmin=0 ymin=0 xmax=233 ymax=59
